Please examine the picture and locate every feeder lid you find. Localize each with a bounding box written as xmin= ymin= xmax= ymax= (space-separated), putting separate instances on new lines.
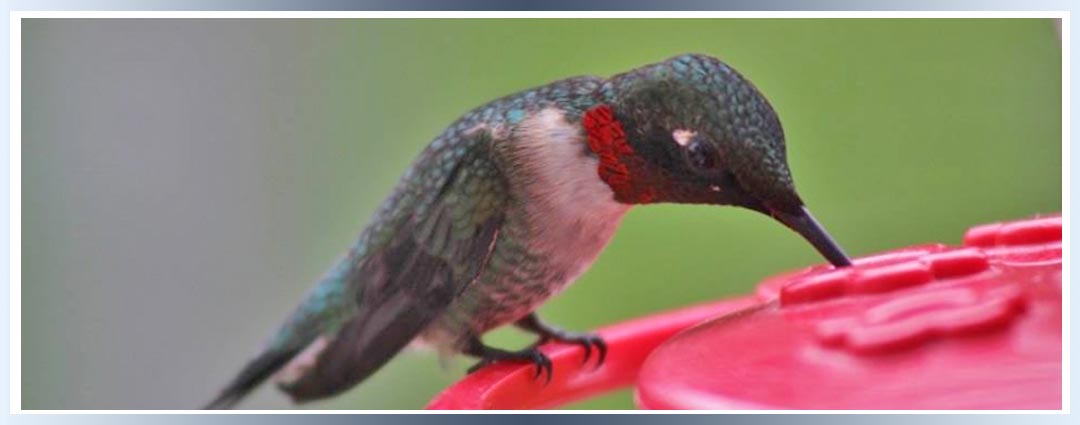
xmin=636 ymin=216 xmax=1062 ymax=410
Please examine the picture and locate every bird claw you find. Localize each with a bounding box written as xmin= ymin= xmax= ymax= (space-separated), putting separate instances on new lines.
xmin=530 ymin=352 xmax=553 ymax=383
xmin=516 ymin=315 xmax=607 ymax=371
xmin=467 ymin=347 xmax=553 ymax=384
xmin=540 ymin=331 xmax=607 ymax=370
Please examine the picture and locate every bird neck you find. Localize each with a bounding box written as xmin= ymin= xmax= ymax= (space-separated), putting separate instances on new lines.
xmin=581 ymin=104 xmax=657 ymax=204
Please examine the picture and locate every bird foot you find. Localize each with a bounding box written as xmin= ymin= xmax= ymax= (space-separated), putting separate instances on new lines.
xmin=534 ymin=330 xmax=607 ymax=368
xmin=516 ymin=314 xmax=607 ymax=368
xmin=466 ymin=344 xmax=553 ymax=383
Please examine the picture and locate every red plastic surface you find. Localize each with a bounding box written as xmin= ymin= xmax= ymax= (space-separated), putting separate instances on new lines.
xmin=426 ymin=215 xmax=1062 ymax=410
xmin=636 ymin=215 xmax=1061 ymax=410
xmin=426 ymin=296 xmax=760 ymax=409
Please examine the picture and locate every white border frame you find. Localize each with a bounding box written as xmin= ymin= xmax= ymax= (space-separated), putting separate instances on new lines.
xmin=6 ymin=10 xmax=1070 ymax=414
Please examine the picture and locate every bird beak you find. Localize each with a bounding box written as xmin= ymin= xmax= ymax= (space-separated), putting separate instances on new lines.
xmin=770 ymin=206 xmax=852 ymax=267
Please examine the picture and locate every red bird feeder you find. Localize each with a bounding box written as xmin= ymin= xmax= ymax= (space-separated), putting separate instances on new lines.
xmin=427 ymin=215 xmax=1062 ymax=410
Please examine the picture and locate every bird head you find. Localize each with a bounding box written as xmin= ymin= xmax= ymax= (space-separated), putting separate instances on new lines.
xmin=587 ymin=53 xmax=851 ymax=267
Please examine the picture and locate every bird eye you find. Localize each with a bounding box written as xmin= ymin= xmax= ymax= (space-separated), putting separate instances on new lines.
xmin=686 ymin=139 xmax=718 ymax=171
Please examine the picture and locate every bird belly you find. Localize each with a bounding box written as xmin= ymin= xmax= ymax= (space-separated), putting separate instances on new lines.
xmin=422 ymin=106 xmax=632 ymax=351
xmin=422 ymin=207 xmax=625 ymax=350
xmin=423 ymin=181 xmax=630 ymax=350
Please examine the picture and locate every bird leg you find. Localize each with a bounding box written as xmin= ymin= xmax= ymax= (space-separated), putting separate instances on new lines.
xmin=463 ymin=337 xmax=553 ymax=383
xmin=515 ymin=313 xmax=607 ymax=368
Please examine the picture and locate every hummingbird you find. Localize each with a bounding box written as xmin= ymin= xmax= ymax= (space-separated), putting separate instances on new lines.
xmin=205 ymin=53 xmax=851 ymax=409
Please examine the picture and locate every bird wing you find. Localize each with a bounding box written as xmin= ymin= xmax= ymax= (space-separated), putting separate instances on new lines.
xmin=278 ymin=127 xmax=510 ymax=402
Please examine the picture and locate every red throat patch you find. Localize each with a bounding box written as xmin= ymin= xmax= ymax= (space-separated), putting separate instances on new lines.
xmin=582 ymin=105 xmax=655 ymax=203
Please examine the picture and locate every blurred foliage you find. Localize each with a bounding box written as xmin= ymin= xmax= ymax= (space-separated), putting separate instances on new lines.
xmin=298 ymin=19 xmax=1060 ymax=410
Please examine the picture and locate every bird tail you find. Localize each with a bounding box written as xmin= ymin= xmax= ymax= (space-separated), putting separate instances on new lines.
xmin=204 ymin=256 xmax=354 ymax=410
xmin=203 ymin=345 xmax=304 ymax=410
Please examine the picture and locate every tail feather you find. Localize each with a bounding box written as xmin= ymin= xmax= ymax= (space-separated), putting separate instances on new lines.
xmin=203 ymin=346 xmax=303 ymax=410
xmin=206 ymin=255 xmax=355 ymax=409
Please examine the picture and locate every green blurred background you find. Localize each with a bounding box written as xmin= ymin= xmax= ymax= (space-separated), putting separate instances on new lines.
xmin=22 ymin=19 xmax=1060 ymax=410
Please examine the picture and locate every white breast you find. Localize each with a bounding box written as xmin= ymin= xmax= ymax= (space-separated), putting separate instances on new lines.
xmin=503 ymin=108 xmax=632 ymax=289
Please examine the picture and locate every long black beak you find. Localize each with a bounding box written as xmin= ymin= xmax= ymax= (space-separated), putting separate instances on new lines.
xmin=771 ymin=206 xmax=852 ymax=267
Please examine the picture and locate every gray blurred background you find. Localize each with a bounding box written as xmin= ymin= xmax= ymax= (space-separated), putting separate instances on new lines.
xmin=21 ymin=19 xmax=1060 ymax=409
